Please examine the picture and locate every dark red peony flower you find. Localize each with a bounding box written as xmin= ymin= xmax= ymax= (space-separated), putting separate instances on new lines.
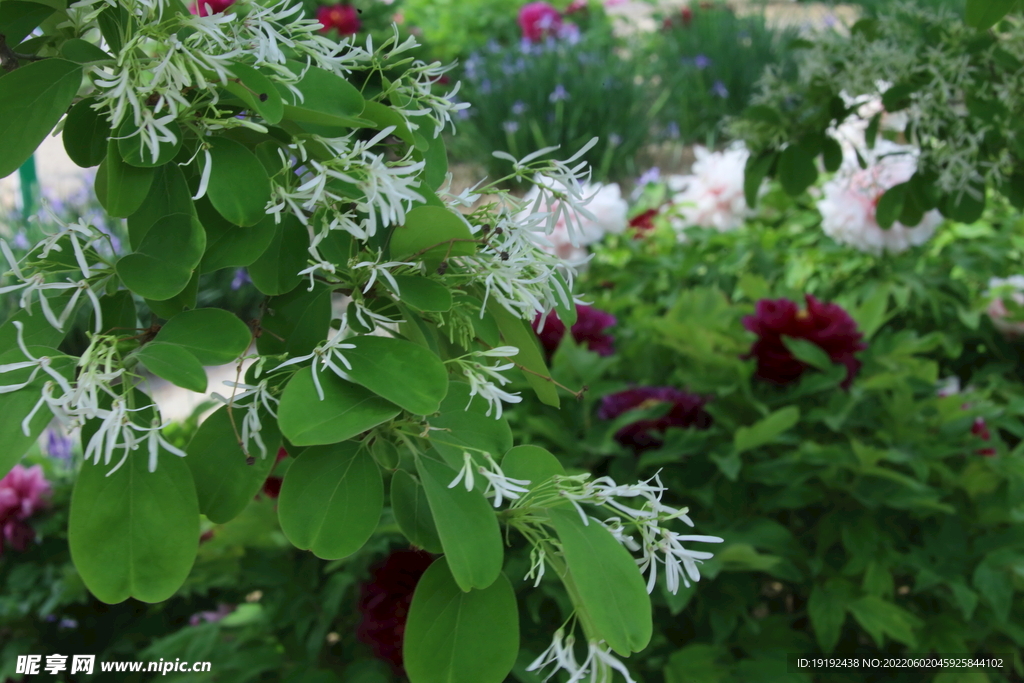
xmin=599 ymin=386 xmax=713 ymax=452
xmin=518 ymin=2 xmax=563 ymax=42
xmin=629 ymin=208 xmax=658 ymax=237
xmin=972 ymin=418 xmax=997 ymax=457
xmin=357 ymin=549 xmax=435 ymax=674
xmin=189 ymin=0 xmax=234 ymax=16
xmin=566 ymin=0 xmax=588 ymax=13
xmin=317 ymin=3 xmax=361 ymax=35
xmin=681 ymin=6 xmax=693 ymax=25
xmin=743 ymin=295 xmax=866 ymax=389
xmin=533 ymin=305 xmax=617 ymax=357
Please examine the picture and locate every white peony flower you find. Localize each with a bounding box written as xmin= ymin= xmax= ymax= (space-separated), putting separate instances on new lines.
xmin=817 ymin=140 xmax=942 ymax=256
xmin=665 ymin=142 xmax=753 ymax=235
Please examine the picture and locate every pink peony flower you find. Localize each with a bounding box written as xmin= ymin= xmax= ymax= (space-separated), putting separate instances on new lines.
xmin=0 ymin=464 xmax=51 ymax=556
xmin=985 ymin=276 xmax=1024 ymax=337
xmin=666 ymin=143 xmax=754 ymax=235
xmin=518 ymin=2 xmax=563 ymax=42
xmin=317 ymin=3 xmax=361 ymax=35
xmin=599 ymin=387 xmax=713 ymax=452
xmin=533 ymin=305 xmax=617 ymax=357
xmin=743 ymin=295 xmax=866 ymax=389
xmin=189 ymin=0 xmax=234 ymax=16
xmin=357 ymin=549 xmax=435 ymax=674
xmin=817 ymin=140 xmax=942 ymax=255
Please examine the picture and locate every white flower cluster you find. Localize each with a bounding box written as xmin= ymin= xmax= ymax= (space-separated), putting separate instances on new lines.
xmin=527 ymin=629 xmax=637 ymax=683
xmin=270 ymin=128 xmax=426 ymax=241
xmin=77 ymin=0 xmax=369 ymax=162
xmin=448 ymin=448 xmax=530 ymax=508
xmin=518 ymin=178 xmax=628 ymax=264
xmin=0 ymin=325 xmax=184 ymax=475
xmin=555 ymin=472 xmax=724 ymax=595
xmin=212 ymin=377 xmax=280 ymax=458
xmin=817 ymin=140 xmax=942 ymax=256
xmin=447 ymin=347 xmax=523 ymax=419
xmin=664 ymin=142 xmax=755 ymax=236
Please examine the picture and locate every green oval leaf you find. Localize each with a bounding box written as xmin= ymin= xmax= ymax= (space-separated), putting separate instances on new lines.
xmin=60 ymin=38 xmax=111 ymax=64
xmin=548 ymin=507 xmax=653 ymax=656
xmin=247 ymin=213 xmax=308 ymax=295
xmin=278 ymin=61 xmax=364 ymax=127
xmin=390 ymin=275 xmax=453 ymax=312
xmin=63 ymin=97 xmax=111 ymax=168
xmin=207 ymin=137 xmax=271 ymax=227
xmin=416 ymin=454 xmax=503 ymax=592
xmin=404 ymin=559 xmax=519 ymax=683
xmin=428 ymin=381 xmax=513 ymax=467
xmin=875 ymin=183 xmax=907 ymax=230
xmin=185 ymin=406 xmax=282 ymax=523
xmin=501 ymin=445 xmax=564 ymax=487
xmin=277 ymin=441 xmax=382 ymax=559
xmin=118 ymin=118 xmax=182 ymax=168
xmin=0 ymin=1 xmax=56 ymax=45
xmin=199 ymin=201 xmax=277 ymax=272
xmin=68 ymin=449 xmax=199 ymax=604
xmin=488 ymin=300 xmax=559 ymax=408
xmin=134 ymin=341 xmax=207 ymax=393
xmin=115 ymin=212 xmax=205 ymax=301
xmin=0 ymin=58 xmax=83 ymax=179
xmin=389 ymin=206 xmax=477 ymax=263
xmin=391 ymin=469 xmax=443 ymax=554
xmin=226 ymin=63 xmax=284 ymax=124
xmin=256 ymin=283 xmax=332 ymax=357
xmin=153 ymin=308 xmax=252 ymax=365
xmin=126 ymin=163 xmax=194 ymax=249
xmin=966 ymin=0 xmax=1017 ymax=30
xmin=98 ymin=140 xmax=156 ymax=217
xmin=277 ymin=366 xmax=401 ymax=446
xmin=343 ymin=335 xmax=449 ymax=415
xmin=778 ymin=143 xmax=818 ymax=197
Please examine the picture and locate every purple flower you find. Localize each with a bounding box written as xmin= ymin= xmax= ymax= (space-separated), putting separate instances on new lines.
xmin=532 ymin=305 xmax=617 ymax=357
xmin=712 ymin=80 xmax=729 ymax=99
xmin=189 ymin=603 xmax=236 ymax=626
xmin=693 ymin=54 xmax=711 ymax=69
xmin=58 ymin=618 xmax=78 ymax=630
xmin=511 ymin=100 xmax=528 ymax=116
xmin=599 ymin=387 xmax=713 ymax=452
xmin=231 ymin=268 xmax=251 ymax=290
xmin=557 ymin=22 xmax=581 ymax=44
xmin=11 ymin=232 xmax=30 ymax=250
xmin=609 ymin=133 xmax=622 ymax=147
xmin=45 ymin=429 xmax=73 ymax=463
xmin=637 ymin=167 xmax=661 ymax=186
xmin=549 ymin=84 xmax=570 ymax=102
xmin=666 ymin=122 xmax=680 ymax=139
xmin=502 ymin=120 xmax=520 ymax=134
xmin=481 ymin=78 xmax=493 ymax=94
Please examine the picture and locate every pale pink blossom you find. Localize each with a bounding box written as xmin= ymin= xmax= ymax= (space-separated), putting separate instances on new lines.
xmin=817 ymin=140 xmax=941 ymax=256
xmin=665 ymin=143 xmax=753 ymax=235
xmin=985 ymin=276 xmax=1024 ymax=337
xmin=832 ymin=90 xmax=909 ymax=162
